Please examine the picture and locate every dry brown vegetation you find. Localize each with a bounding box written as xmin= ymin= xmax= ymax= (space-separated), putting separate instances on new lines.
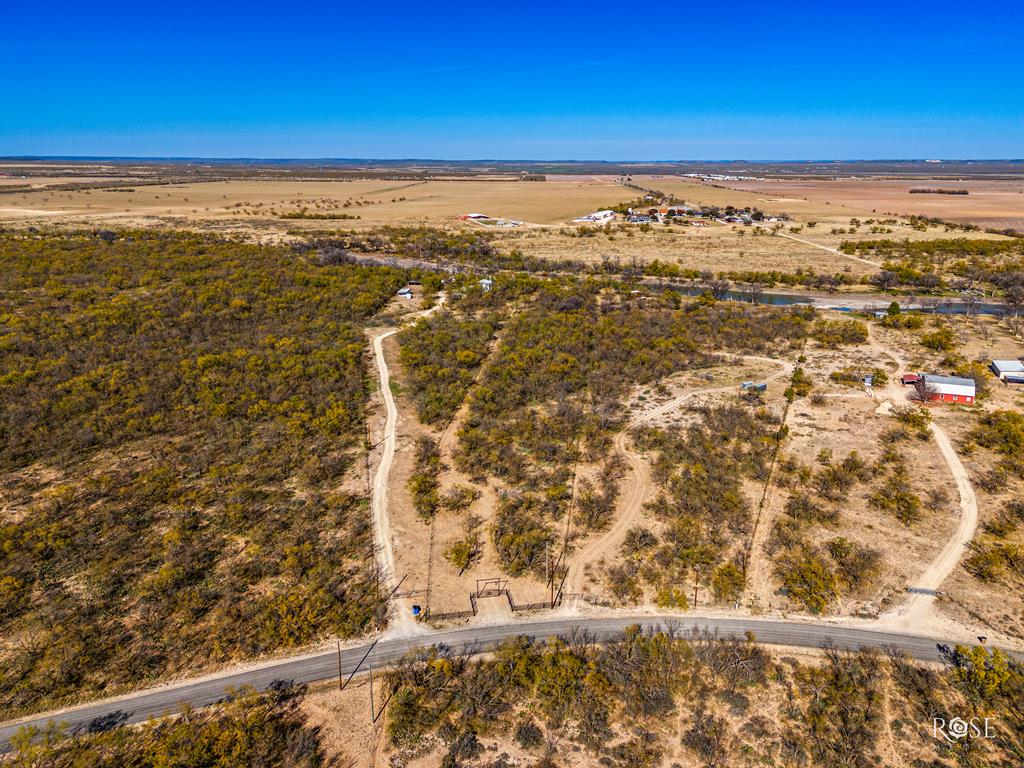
xmin=0 ymin=230 xmax=408 ymax=717
xmin=297 ymin=631 xmax=1022 ymax=768
xmin=12 ymin=631 xmax=1023 ymax=768
xmin=725 ymin=176 xmax=1024 ymax=231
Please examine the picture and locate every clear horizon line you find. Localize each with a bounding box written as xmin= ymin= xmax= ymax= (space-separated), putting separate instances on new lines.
xmin=3 ymin=155 xmax=1024 ymax=165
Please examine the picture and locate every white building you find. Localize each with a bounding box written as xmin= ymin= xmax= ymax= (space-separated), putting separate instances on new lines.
xmin=990 ymin=359 xmax=1024 ymax=381
xmin=573 ymin=210 xmax=615 ymax=223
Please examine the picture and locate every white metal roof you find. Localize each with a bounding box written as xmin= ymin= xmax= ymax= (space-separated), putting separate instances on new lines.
xmin=922 ymin=374 xmax=975 ymax=396
xmin=991 ymin=360 xmax=1024 ymax=373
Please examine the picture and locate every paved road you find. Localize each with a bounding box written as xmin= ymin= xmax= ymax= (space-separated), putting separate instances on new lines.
xmin=0 ymin=614 xmax=991 ymax=748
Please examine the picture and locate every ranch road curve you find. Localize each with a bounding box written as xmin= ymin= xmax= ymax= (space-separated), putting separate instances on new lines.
xmin=1 ymin=614 xmax=1013 ymax=749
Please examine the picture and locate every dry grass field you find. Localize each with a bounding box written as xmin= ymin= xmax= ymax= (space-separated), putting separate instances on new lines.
xmin=633 ymin=174 xmax=877 ymax=222
xmin=0 ymin=178 xmax=636 ymax=229
xmin=2 ymin=170 xmax=1016 ymax=285
xmin=0 ymin=175 xmax=136 ymax=188
xmin=496 ymin=223 xmax=882 ymax=276
xmin=724 ymin=177 xmax=1024 ymax=231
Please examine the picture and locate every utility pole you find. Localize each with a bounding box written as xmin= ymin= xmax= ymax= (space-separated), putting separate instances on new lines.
xmin=693 ymin=568 xmax=699 ymax=608
xmin=337 ymin=641 xmax=343 ymax=691
xmin=364 ymin=421 xmax=372 ymax=495
xmin=545 ymin=542 xmax=550 ymax=589
xmin=550 ymin=561 xmax=555 ymax=609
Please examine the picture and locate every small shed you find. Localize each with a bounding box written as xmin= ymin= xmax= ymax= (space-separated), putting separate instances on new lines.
xmin=397 ymin=286 xmax=414 ymax=299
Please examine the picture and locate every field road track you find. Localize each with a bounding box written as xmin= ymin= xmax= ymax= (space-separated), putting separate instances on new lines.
xmin=893 ymin=421 xmax=979 ymax=626
xmin=769 ymin=228 xmax=879 ymax=269
xmin=2 ymin=614 xmax=1011 ymax=749
xmin=368 ymin=299 xmax=445 ymax=636
xmin=566 ymin=357 xmax=794 ymax=596
xmin=369 ymin=327 xmax=405 ymax=627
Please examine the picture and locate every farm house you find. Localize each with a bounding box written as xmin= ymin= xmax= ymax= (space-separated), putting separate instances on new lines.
xmin=915 ymin=374 xmax=976 ymax=405
xmin=573 ymin=210 xmax=615 ymax=223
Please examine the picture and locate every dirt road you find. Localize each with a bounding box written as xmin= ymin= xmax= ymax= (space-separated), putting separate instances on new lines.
xmin=866 ymin=327 xmax=979 ymax=627
xmin=369 ymin=299 xmax=444 ymax=637
xmin=566 ymin=357 xmax=793 ymax=597
xmin=893 ymin=420 xmax=979 ymax=626
xmin=770 ymin=228 xmax=880 ymax=269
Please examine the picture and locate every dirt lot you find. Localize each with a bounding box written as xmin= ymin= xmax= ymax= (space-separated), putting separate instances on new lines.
xmin=300 ymin=678 xmax=383 ymax=768
xmin=556 ymin=307 xmax=1024 ymax=626
xmin=567 ymin=357 xmax=792 ymax=606
xmin=723 ymin=177 xmax=1024 ymax=231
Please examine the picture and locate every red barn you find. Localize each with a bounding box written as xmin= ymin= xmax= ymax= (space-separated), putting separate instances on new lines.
xmin=916 ymin=374 xmax=976 ymax=405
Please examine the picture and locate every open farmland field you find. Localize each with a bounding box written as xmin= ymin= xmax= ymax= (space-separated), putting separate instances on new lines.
xmin=724 ymin=177 xmax=1024 ymax=231
xmin=0 ymin=178 xmax=638 ymax=230
xmin=632 ymin=175 xmax=879 ymax=222
xmin=2 ymin=166 xmax=1018 ymax=291
xmin=494 ymin=223 xmax=883 ymax=277
xmin=0 ymin=175 xmax=137 ymax=188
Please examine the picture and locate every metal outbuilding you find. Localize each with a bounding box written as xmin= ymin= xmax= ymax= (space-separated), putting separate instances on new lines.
xmin=990 ymin=359 xmax=1024 ymax=381
xmin=916 ymin=374 xmax=976 ymax=405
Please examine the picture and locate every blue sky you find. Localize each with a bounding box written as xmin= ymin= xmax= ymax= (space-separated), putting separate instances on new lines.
xmin=2 ymin=1 xmax=1022 ymax=159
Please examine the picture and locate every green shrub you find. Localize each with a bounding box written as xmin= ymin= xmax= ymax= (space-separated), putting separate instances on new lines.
xmin=812 ymin=319 xmax=868 ymax=348
xmin=920 ymin=324 xmax=956 ymax=351
xmin=408 ymin=437 xmax=444 ymax=520
xmin=711 ymin=562 xmax=745 ymax=603
xmin=971 ymin=410 xmax=1024 ymax=476
xmin=778 ymin=547 xmax=839 ymax=614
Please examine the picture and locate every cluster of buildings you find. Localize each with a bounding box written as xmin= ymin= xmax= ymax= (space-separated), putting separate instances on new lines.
xmin=572 ymin=210 xmax=616 ymax=224
xmin=396 ymin=277 xmax=492 ymax=301
xmin=897 ymin=358 xmax=1023 ymax=406
xmin=576 ymin=204 xmax=786 ymax=227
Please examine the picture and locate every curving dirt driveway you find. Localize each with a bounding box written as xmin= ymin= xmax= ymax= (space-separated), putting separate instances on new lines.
xmin=566 ymin=356 xmax=794 ymax=597
xmin=866 ymin=326 xmax=979 ymax=626
xmin=893 ymin=421 xmax=978 ymax=626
